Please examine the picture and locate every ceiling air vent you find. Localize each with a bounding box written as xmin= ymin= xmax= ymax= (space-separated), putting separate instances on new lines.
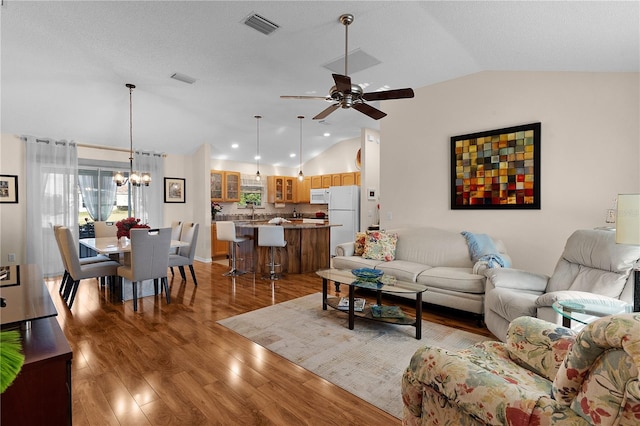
xmin=244 ymin=13 xmax=279 ymax=36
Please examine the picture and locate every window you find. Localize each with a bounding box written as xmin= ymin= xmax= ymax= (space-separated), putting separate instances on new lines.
xmin=239 ymin=174 xmax=265 ymax=208
xmin=77 ymin=159 xmax=130 ymax=225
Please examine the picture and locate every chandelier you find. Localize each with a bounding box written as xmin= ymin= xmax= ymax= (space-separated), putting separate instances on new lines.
xmin=297 ymin=115 xmax=304 ymax=181
xmin=114 ymin=83 xmax=151 ymax=187
xmin=255 ymin=115 xmax=262 ymax=181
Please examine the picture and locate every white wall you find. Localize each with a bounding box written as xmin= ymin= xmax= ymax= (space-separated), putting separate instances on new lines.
xmin=380 ymin=71 xmax=640 ymax=275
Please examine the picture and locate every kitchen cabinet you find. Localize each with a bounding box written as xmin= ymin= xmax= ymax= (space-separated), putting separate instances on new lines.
xmin=310 ymin=175 xmax=322 ymax=189
xmin=356 ymin=171 xmax=361 ymax=186
xmin=331 ymin=174 xmax=342 ymax=186
xmin=296 ymin=176 xmax=311 ymax=203
xmin=267 ymin=176 xmax=295 ymax=203
xmin=321 ymin=175 xmax=332 ymax=188
xmin=210 ymin=170 xmax=240 ymax=202
xmin=341 ymin=172 xmax=356 ymax=186
xmin=211 ymin=223 xmax=229 ymax=259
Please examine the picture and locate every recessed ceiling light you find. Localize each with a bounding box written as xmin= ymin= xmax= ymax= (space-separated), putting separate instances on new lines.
xmin=231 ymin=143 xmax=239 ymax=149
xmin=323 ymin=132 xmax=331 ymax=137
xmin=254 ymin=155 xmax=261 ymax=160
xmin=290 ymin=153 xmax=296 ymax=158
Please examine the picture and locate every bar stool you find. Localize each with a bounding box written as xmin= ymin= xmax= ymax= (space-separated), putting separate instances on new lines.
xmin=258 ymin=225 xmax=287 ymax=280
xmin=216 ymin=221 xmax=248 ymax=276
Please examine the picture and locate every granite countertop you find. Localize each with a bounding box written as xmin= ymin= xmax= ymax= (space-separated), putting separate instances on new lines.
xmin=233 ymin=220 xmax=337 ymax=229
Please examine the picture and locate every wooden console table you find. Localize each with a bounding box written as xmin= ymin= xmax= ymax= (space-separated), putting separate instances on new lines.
xmin=1 ymin=264 xmax=72 ymax=425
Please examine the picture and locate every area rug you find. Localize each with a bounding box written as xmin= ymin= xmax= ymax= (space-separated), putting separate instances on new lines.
xmin=217 ymin=293 xmax=487 ymax=419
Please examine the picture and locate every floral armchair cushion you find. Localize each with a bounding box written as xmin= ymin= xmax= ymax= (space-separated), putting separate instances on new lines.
xmin=403 ymin=314 xmax=640 ymax=426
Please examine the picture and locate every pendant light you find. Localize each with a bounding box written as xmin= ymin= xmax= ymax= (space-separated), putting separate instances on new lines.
xmin=297 ymin=115 xmax=305 ymax=181
xmin=114 ymin=83 xmax=151 ymax=187
xmin=255 ymin=115 xmax=262 ymax=181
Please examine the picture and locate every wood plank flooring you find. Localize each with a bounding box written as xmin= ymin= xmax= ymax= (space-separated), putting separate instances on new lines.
xmin=45 ymin=261 xmax=496 ymax=425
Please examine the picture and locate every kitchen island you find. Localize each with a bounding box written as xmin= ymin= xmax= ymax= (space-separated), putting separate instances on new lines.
xmin=233 ymin=221 xmax=336 ymax=274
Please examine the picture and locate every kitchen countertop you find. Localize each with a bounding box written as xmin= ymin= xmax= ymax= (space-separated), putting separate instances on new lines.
xmin=233 ymin=220 xmax=338 ymax=229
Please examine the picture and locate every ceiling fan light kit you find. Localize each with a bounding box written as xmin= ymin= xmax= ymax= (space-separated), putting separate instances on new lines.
xmin=281 ymin=13 xmax=414 ymax=121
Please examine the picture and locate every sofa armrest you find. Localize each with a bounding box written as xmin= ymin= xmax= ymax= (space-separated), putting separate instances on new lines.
xmin=506 ymin=316 xmax=577 ymax=381
xmin=335 ymin=242 xmax=355 ymax=257
xmin=535 ymin=290 xmax=623 ymax=308
xmin=485 ymin=268 xmax=549 ymax=292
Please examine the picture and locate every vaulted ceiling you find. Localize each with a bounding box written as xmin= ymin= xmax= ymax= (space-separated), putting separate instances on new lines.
xmin=2 ymin=1 xmax=638 ymax=168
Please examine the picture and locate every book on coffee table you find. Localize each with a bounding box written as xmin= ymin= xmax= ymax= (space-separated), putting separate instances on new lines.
xmin=371 ymin=305 xmax=405 ymax=318
xmin=337 ymin=297 xmax=366 ymax=312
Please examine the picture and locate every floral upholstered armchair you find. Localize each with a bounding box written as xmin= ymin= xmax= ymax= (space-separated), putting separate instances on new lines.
xmin=402 ymin=314 xmax=640 ymax=426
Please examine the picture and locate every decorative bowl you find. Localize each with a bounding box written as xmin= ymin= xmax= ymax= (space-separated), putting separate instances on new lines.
xmin=351 ymin=268 xmax=383 ymax=280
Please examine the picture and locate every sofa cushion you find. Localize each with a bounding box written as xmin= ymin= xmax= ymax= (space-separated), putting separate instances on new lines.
xmin=354 ymin=231 xmax=366 ymax=256
xmin=486 ymin=287 xmax=539 ymax=320
xmin=391 ymin=227 xmax=475 ymax=268
xmin=374 ymin=260 xmax=431 ymax=283
xmin=417 ymin=267 xmax=485 ymax=294
xmin=362 ymin=230 xmax=398 ymax=261
xmin=332 ymin=255 xmax=383 ymax=270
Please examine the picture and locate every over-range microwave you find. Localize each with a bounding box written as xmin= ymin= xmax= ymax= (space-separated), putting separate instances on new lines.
xmin=310 ymin=188 xmax=330 ymax=204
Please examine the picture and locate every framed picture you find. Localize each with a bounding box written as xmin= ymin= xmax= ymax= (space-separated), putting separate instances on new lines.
xmin=0 ymin=265 xmax=20 ymax=288
xmin=451 ymin=122 xmax=541 ymax=210
xmin=0 ymin=174 xmax=18 ymax=204
xmin=164 ymin=177 xmax=186 ymax=203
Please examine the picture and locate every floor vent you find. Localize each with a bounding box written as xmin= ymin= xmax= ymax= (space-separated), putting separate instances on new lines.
xmin=244 ymin=13 xmax=279 ymax=36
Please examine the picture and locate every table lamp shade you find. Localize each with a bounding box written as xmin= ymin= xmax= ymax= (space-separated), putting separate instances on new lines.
xmin=616 ymin=194 xmax=640 ymax=245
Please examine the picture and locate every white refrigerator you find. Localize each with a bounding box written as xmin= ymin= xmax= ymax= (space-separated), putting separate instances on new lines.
xmin=328 ymin=185 xmax=360 ymax=256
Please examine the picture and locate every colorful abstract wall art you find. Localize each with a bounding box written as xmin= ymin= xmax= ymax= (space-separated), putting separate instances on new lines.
xmin=450 ymin=122 xmax=541 ymax=209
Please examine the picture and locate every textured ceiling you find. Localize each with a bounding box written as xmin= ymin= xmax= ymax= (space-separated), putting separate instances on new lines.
xmin=2 ymin=1 xmax=638 ymax=169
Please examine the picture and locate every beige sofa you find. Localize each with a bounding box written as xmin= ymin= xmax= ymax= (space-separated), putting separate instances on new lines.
xmin=333 ymin=227 xmax=510 ymax=317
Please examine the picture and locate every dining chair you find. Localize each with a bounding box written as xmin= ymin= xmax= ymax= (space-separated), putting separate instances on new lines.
xmin=258 ymin=225 xmax=287 ymax=280
xmin=169 ymin=220 xmax=183 ymax=254
xmin=216 ymin=221 xmax=248 ymax=276
xmin=56 ymin=226 xmax=121 ymax=309
xmin=93 ymin=221 xmax=117 ymax=238
xmin=168 ymin=222 xmax=199 ymax=285
xmin=117 ymin=227 xmax=171 ymax=312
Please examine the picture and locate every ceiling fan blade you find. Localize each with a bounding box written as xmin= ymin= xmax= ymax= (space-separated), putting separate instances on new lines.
xmin=363 ymin=88 xmax=415 ymax=101
xmin=332 ymin=74 xmax=352 ymax=93
xmin=313 ymin=104 xmax=340 ymax=120
xmin=353 ymin=102 xmax=387 ymax=120
xmin=280 ymin=95 xmax=331 ymax=100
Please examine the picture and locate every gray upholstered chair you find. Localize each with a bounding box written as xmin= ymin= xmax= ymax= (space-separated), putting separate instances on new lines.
xmin=484 ymin=229 xmax=640 ymax=341
xmin=258 ymin=225 xmax=287 ymax=280
xmin=216 ymin=221 xmax=248 ymax=276
xmin=93 ymin=221 xmax=117 ymax=238
xmin=168 ymin=222 xmax=199 ymax=285
xmin=169 ymin=220 xmax=183 ymax=254
xmin=117 ymin=227 xmax=172 ymax=312
xmin=56 ymin=226 xmax=120 ymax=309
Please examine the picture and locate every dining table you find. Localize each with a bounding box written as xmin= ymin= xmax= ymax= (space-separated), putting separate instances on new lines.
xmin=79 ymin=236 xmax=189 ymax=302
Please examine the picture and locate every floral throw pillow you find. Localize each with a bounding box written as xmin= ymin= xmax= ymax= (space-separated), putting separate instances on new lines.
xmin=362 ymin=231 xmax=398 ymax=261
xmin=354 ymin=232 xmax=367 ymax=256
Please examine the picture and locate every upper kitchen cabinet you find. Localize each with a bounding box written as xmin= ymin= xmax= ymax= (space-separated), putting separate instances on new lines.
xmin=210 ymin=170 xmax=240 ymax=202
xmin=321 ymin=175 xmax=332 ymax=188
xmin=296 ymin=176 xmax=311 ymax=203
xmin=310 ymin=175 xmax=322 ymax=189
xmin=341 ymin=172 xmax=356 ymax=186
xmin=268 ymin=176 xmax=296 ymax=203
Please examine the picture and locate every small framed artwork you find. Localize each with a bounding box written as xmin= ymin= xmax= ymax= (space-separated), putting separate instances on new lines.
xmin=450 ymin=122 xmax=541 ymax=210
xmin=164 ymin=177 xmax=186 ymax=203
xmin=367 ymin=187 xmax=377 ymax=200
xmin=0 ymin=174 xmax=18 ymax=204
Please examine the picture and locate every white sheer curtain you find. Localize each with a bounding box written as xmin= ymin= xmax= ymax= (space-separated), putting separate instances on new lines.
xmin=132 ymin=151 xmax=163 ymax=227
xmin=25 ymin=136 xmax=78 ymax=277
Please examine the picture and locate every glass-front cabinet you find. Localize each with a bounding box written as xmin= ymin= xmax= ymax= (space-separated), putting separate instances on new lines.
xmin=211 ymin=170 xmax=240 ymax=202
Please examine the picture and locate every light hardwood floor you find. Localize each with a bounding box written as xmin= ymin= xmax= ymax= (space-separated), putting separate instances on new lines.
xmin=45 ymin=261 xmax=495 ymax=425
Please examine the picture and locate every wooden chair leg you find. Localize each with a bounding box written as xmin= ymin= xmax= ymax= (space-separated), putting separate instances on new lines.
xmin=59 ymin=271 xmax=69 ymax=294
xmin=188 ymin=265 xmax=198 ymax=286
xmin=132 ymin=281 xmax=138 ymax=312
xmin=68 ymin=280 xmax=80 ymax=309
xmin=169 ymin=266 xmax=174 ymax=277
xmin=178 ymin=266 xmax=187 ymax=281
xmin=163 ymin=277 xmax=170 ymax=304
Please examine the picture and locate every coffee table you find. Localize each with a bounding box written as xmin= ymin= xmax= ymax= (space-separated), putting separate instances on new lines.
xmin=316 ymin=268 xmax=427 ymax=339
xmin=552 ymin=298 xmax=632 ymax=328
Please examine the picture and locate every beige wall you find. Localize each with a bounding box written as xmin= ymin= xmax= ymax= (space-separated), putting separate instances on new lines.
xmin=380 ymin=71 xmax=640 ymax=275
xmin=0 ymin=134 xmax=26 ymax=264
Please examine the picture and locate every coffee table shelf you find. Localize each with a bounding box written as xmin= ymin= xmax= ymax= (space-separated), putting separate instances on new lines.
xmin=325 ymin=297 xmax=416 ymax=326
xmin=317 ymin=268 xmax=427 ymax=339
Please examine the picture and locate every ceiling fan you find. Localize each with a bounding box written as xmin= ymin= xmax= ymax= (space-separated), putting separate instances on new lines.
xmin=281 ymin=13 xmax=414 ymax=120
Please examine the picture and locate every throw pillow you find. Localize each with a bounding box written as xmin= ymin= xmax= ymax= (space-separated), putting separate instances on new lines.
xmin=354 ymin=232 xmax=367 ymax=256
xmin=362 ymin=231 xmax=398 ymax=261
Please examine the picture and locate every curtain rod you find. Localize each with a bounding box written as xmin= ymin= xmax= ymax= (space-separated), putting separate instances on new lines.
xmin=77 ymin=142 xmax=166 ymax=157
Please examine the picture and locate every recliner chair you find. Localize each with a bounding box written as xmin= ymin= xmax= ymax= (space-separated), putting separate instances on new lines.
xmin=484 ymin=229 xmax=640 ymax=341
